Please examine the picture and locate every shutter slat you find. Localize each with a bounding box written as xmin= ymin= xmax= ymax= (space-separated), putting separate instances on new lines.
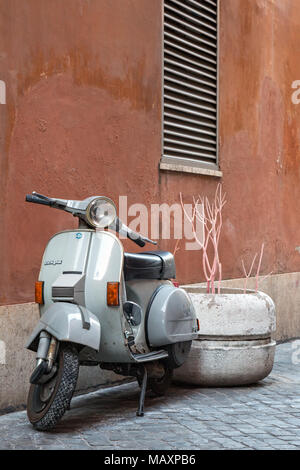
xmin=204 ymin=0 xmax=217 ymax=8
xmin=164 ymin=148 xmax=217 ymax=161
xmin=167 ymin=0 xmax=217 ymax=25
xmin=165 ymin=84 xmax=216 ymax=105
xmin=165 ymin=103 xmax=216 ymax=121
xmin=165 ymin=129 xmax=216 ymax=146
xmin=165 ymin=120 xmax=216 ymax=137
xmin=165 ymin=93 xmax=216 ymax=113
xmin=165 ymin=47 xmax=216 ymax=73
xmin=165 ymin=138 xmax=216 ymax=152
xmin=163 ymin=0 xmax=218 ymax=166
xmin=165 ymin=22 xmax=217 ymax=53
xmin=165 ymin=8 xmax=216 ymax=37
xmin=165 ymin=66 xmax=216 ymax=89
xmin=165 ymin=112 xmax=216 ymax=130
xmin=165 ymin=57 xmax=216 ymax=81
xmin=165 ymin=75 xmax=216 ymax=98
xmin=187 ymin=0 xmax=217 ymax=17
xmin=165 ymin=33 xmax=217 ymax=64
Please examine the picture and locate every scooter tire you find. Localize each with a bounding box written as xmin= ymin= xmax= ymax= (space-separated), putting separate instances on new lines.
xmin=137 ymin=367 xmax=173 ymax=397
xmin=27 ymin=343 xmax=79 ymax=431
xmin=149 ymin=367 xmax=173 ymax=397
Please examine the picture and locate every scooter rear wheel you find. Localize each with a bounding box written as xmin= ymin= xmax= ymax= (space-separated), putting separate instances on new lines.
xmin=27 ymin=343 xmax=79 ymax=431
xmin=137 ymin=366 xmax=173 ymax=397
xmin=149 ymin=367 xmax=173 ymax=396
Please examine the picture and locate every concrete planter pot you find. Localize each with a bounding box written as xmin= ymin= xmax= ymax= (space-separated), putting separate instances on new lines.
xmin=174 ymin=287 xmax=276 ymax=387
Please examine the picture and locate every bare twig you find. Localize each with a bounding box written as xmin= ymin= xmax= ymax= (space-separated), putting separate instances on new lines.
xmin=255 ymin=243 xmax=265 ymax=292
xmin=173 ymin=238 xmax=181 ymax=257
xmin=241 ymin=253 xmax=257 ymax=294
xmin=241 ymin=243 xmax=269 ymax=293
xmin=180 ymin=184 xmax=226 ymax=293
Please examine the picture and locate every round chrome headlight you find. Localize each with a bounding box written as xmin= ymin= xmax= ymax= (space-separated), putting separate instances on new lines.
xmin=86 ymin=197 xmax=117 ymax=229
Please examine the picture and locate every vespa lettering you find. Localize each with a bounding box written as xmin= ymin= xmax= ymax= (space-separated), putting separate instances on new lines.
xmin=44 ymin=259 xmax=63 ymax=266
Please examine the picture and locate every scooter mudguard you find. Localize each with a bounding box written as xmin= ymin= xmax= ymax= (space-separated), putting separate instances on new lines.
xmin=26 ymin=302 xmax=101 ymax=352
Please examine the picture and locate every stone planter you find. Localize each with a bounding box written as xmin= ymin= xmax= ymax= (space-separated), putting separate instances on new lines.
xmin=174 ymin=287 xmax=276 ymax=387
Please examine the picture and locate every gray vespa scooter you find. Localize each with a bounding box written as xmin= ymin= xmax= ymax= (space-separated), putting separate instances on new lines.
xmin=25 ymin=192 xmax=198 ymax=430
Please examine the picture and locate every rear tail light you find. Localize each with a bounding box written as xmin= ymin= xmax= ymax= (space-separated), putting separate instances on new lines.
xmin=35 ymin=281 xmax=44 ymax=304
xmin=107 ymin=282 xmax=120 ymax=306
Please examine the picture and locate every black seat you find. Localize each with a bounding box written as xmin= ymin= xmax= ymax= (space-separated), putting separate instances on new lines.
xmin=124 ymin=251 xmax=176 ymax=281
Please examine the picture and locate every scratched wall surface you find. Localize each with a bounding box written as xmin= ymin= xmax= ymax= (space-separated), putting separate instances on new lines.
xmin=0 ymin=0 xmax=299 ymax=306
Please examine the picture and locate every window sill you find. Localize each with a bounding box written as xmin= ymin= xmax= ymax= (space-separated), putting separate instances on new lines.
xmin=159 ymin=161 xmax=223 ymax=178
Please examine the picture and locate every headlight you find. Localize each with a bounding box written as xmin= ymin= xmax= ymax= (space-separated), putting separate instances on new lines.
xmin=86 ymin=197 xmax=117 ymax=229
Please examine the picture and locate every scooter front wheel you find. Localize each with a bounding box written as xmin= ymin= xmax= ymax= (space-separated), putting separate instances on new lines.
xmin=27 ymin=343 xmax=79 ymax=431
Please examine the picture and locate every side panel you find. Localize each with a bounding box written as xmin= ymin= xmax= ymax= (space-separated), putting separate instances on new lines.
xmin=125 ymin=279 xmax=172 ymax=354
xmin=85 ymin=231 xmax=133 ymax=362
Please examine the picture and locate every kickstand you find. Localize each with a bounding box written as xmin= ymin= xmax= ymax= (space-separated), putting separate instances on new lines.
xmin=136 ymin=366 xmax=148 ymax=417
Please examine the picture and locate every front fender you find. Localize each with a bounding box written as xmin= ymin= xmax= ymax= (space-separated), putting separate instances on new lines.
xmin=26 ymin=302 xmax=101 ymax=352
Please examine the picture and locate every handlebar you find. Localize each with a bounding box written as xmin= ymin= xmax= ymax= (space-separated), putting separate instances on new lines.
xmin=25 ymin=192 xmax=157 ymax=247
xmin=26 ymin=192 xmax=67 ymax=210
xmin=25 ymin=194 xmax=53 ymax=206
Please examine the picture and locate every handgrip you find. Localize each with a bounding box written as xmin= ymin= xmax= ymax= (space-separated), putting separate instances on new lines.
xmin=25 ymin=194 xmax=52 ymax=206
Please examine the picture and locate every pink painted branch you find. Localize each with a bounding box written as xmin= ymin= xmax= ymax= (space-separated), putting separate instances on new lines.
xmin=181 ymin=193 xmax=213 ymax=290
xmin=218 ymin=262 xmax=222 ymax=294
xmin=180 ymin=184 xmax=226 ymax=294
xmin=255 ymin=243 xmax=265 ymax=292
xmin=241 ymin=260 xmax=248 ymax=294
xmin=241 ymin=253 xmax=257 ymax=294
xmin=257 ymin=271 xmax=273 ymax=290
xmin=202 ymin=185 xmax=225 ymax=293
xmin=173 ymin=238 xmax=181 ymax=257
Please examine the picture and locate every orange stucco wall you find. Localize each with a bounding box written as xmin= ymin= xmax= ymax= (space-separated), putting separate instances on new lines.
xmin=0 ymin=0 xmax=299 ymax=306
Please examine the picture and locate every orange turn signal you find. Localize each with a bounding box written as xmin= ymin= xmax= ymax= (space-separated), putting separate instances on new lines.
xmin=107 ymin=282 xmax=120 ymax=306
xmin=35 ymin=281 xmax=44 ymax=304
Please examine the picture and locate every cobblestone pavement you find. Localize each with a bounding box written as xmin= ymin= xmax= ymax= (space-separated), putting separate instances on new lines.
xmin=0 ymin=340 xmax=300 ymax=450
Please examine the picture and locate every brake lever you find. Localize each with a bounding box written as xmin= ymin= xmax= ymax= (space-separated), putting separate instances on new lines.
xmin=141 ymin=236 xmax=157 ymax=246
xmin=112 ymin=218 xmax=157 ymax=246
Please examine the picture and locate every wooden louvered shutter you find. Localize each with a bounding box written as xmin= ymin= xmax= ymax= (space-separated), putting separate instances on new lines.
xmin=162 ymin=0 xmax=219 ymax=171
